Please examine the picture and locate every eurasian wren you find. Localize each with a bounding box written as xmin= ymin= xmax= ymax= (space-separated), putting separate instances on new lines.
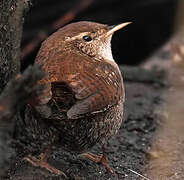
xmin=24 ymin=21 xmax=130 ymax=176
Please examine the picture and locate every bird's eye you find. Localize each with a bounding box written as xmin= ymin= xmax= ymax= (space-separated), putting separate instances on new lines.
xmin=83 ymin=35 xmax=92 ymax=42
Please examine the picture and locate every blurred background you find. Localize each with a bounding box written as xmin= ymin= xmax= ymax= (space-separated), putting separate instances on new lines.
xmin=21 ymin=0 xmax=178 ymax=70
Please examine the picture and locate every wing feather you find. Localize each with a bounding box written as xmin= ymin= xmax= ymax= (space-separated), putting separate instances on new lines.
xmin=36 ymin=49 xmax=124 ymax=119
xmin=64 ymin=62 xmax=124 ymax=119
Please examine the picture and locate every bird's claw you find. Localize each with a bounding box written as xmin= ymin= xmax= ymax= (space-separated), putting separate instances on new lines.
xmin=24 ymin=155 xmax=67 ymax=178
xmin=80 ymin=152 xmax=115 ymax=174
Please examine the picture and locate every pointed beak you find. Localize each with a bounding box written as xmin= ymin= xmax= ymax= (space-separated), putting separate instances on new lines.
xmin=105 ymin=22 xmax=132 ymax=37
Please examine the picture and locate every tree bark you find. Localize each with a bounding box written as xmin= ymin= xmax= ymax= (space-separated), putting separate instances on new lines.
xmin=0 ymin=0 xmax=24 ymax=92
xmin=0 ymin=0 xmax=43 ymax=177
xmin=0 ymin=0 xmax=24 ymax=176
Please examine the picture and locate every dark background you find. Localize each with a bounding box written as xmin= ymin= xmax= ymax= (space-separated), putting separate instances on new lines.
xmin=21 ymin=0 xmax=177 ymax=68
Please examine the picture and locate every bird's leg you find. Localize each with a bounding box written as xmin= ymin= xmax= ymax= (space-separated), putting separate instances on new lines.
xmin=24 ymin=146 xmax=66 ymax=177
xmin=81 ymin=145 xmax=114 ymax=174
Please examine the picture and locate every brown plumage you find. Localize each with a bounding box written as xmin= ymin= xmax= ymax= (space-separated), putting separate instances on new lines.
xmin=24 ymin=21 xmax=130 ymax=176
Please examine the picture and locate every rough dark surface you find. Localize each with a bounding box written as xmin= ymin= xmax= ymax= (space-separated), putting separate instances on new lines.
xmin=0 ymin=0 xmax=24 ymax=176
xmin=0 ymin=65 xmax=43 ymax=178
xmin=3 ymin=66 xmax=165 ymax=180
xmin=0 ymin=0 xmax=24 ymax=92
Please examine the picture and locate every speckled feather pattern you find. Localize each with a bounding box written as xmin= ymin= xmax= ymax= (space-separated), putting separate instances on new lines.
xmin=24 ymin=99 xmax=123 ymax=153
xmin=26 ymin=21 xmax=125 ymax=154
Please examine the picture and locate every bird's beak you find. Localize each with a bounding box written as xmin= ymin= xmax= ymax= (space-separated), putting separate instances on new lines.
xmin=105 ymin=22 xmax=132 ymax=37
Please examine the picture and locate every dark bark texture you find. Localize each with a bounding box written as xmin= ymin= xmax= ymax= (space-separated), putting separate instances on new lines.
xmin=0 ymin=0 xmax=43 ymax=177
xmin=0 ymin=0 xmax=24 ymax=176
xmin=0 ymin=0 xmax=23 ymax=92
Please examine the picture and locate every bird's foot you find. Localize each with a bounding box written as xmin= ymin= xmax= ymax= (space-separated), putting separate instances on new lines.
xmin=24 ymin=154 xmax=66 ymax=177
xmin=80 ymin=152 xmax=115 ymax=174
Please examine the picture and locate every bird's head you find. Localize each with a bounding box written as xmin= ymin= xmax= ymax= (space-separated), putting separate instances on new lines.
xmin=46 ymin=21 xmax=131 ymax=61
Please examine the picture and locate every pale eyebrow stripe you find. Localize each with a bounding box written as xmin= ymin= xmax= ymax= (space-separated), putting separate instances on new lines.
xmin=65 ymin=32 xmax=90 ymax=41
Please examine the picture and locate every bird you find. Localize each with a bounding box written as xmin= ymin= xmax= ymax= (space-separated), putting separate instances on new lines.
xmin=24 ymin=21 xmax=130 ymax=176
